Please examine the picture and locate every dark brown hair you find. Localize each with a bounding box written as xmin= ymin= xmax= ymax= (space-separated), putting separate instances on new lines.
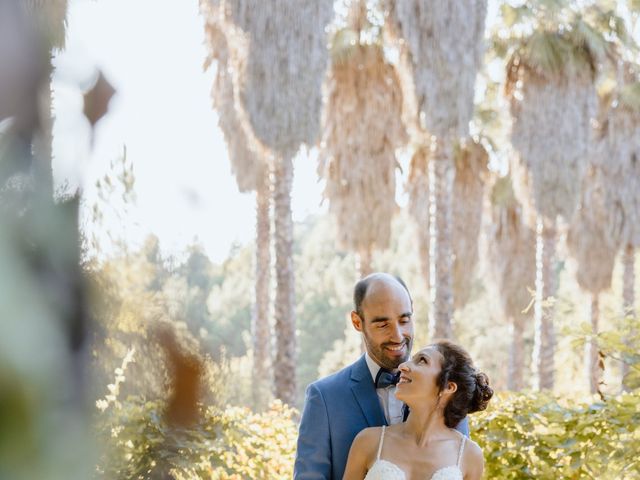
xmin=431 ymin=340 xmax=493 ymax=428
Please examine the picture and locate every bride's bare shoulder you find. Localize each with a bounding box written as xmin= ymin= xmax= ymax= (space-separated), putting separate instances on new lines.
xmin=461 ymin=438 xmax=484 ymax=479
xmin=352 ymin=426 xmax=384 ymax=449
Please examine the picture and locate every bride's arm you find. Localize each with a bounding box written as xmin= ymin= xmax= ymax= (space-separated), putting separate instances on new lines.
xmin=342 ymin=427 xmax=378 ymax=480
xmin=462 ymin=440 xmax=484 ymax=480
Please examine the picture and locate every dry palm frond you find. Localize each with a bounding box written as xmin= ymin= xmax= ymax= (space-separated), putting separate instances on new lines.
xmin=567 ymin=165 xmax=621 ymax=295
xmin=594 ymin=64 xmax=640 ymax=247
xmin=503 ymin=14 xmax=615 ymax=224
xmin=226 ymin=0 xmax=335 ymax=157
xmin=22 ymin=0 xmax=68 ymax=50
xmin=452 ymin=140 xmax=489 ymax=308
xmin=600 ymin=111 xmax=640 ymax=248
xmin=509 ymin=74 xmax=596 ymax=222
xmin=387 ymin=0 xmax=487 ymax=138
xmin=318 ymin=38 xmax=406 ymax=254
xmin=486 ymin=174 xmax=535 ymax=321
xmin=201 ymin=1 xmax=267 ymax=192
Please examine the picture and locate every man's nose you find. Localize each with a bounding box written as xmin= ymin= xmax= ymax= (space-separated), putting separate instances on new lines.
xmin=389 ymin=322 xmax=403 ymax=342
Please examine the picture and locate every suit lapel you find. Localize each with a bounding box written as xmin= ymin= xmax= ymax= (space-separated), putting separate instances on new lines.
xmin=350 ymin=355 xmax=387 ymax=427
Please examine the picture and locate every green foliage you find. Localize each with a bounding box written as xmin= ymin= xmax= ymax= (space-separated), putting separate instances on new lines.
xmin=474 ymin=391 xmax=640 ymax=479
xmin=96 ymin=396 xmax=298 ymax=480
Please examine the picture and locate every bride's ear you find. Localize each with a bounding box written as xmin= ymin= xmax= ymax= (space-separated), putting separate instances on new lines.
xmin=445 ymin=381 xmax=457 ymax=395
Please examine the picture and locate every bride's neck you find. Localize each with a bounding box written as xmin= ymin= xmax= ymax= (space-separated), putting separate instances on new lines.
xmin=402 ymin=403 xmax=448 ymax=447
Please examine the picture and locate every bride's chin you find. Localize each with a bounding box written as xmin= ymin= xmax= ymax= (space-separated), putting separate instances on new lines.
xmin=394 ymin=390 xmax=408 ymax=403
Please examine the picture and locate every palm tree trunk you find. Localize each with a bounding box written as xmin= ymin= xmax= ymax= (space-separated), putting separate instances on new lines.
xmin=622 ymin=244 xmax=635 ymax=391
xmin=357 ymin=247 xmax=373 ymax=278
xmin=532 ymin=216 xmax=557 ymax=390
xmin=418 ymin=228 xmax=430 ymax=293
xmin=586 ymin=293 xmax=601 ymax=394
xmin=428 ymin=136 xmax=454 ymax=339
xmin=507 ymin=314 xmax=525 ymax=391
xmin=252 ymin=172 xmax=271 ymax=409
xmin=272 ymin=155 xmax=296 ymax=406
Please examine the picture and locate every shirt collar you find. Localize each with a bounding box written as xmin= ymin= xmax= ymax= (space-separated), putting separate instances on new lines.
xmin=364 ymin=352 xmax=382 ymax=384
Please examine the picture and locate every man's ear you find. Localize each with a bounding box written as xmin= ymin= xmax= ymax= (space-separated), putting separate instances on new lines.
xmin=351 ymin=311 xmax=363 ymax=332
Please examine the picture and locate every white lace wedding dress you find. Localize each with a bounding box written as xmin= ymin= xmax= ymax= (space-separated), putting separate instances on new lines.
xmin=364 ymin=426 xmax=465 ymax=480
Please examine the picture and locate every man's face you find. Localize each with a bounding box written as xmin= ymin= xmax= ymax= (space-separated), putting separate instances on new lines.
xmin=351 ymin=280 xmax=414 ymax=371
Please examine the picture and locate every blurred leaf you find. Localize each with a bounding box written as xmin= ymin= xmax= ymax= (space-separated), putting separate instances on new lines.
xmin=83 ymin=71 xmax=116 ymax=128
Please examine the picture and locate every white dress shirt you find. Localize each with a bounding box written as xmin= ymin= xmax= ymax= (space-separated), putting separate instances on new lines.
xmin=364 ymin=353 xmax=405 ymax=425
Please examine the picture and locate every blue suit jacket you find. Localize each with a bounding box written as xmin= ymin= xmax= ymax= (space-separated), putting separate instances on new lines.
xmin=293 ymin=355 xmax=469 ymax=480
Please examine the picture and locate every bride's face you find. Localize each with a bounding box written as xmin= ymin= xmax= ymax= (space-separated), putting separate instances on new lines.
xmin=395 ymin=347 xmax=446 ymax=404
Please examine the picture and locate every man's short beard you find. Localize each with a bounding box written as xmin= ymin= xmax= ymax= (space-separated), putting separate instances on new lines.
xmin=363 ymin=334 xmax=411 ymax=370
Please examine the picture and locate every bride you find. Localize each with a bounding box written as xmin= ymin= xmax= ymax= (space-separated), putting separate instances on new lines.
xmin=342 ymin=340 xmax=493 ymax=480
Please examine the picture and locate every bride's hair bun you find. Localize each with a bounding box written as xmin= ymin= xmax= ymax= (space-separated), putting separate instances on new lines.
xmin=430 ymin=340 xmax=493 ymax=428
xmin=470 ymin=371 xmax=493 ymax=413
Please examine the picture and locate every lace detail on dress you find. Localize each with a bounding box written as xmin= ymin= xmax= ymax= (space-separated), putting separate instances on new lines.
xmin=363 ymin=426 xmax=465 ymax=480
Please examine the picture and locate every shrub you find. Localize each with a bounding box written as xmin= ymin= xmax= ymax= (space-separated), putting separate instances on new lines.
xmin=473 ymin=391 xmax=640 ymax=479
xmin=96 ymin=397 xmax=297 ymax=480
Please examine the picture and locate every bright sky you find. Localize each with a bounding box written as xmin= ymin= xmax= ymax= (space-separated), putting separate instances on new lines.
xmin=52 ymin=0 xmax=326 ymax=263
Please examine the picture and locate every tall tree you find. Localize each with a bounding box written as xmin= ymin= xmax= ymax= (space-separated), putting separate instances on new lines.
xmin=486 ymin=175 xmax=536 ymax=390
xmin=499 ymin=2 xmax=616 ymax=389
xmin=567 ymin=165 xmax=621 ymax=394
xmin=596 ymin=65 xmax=640 ymax=390
xmin=200 ymin=1 xmax=272 ymax=408
xmin=451 ymin=140 xmax=489 ymax=309
xmin=388 ymin=0 xmax=487 ymax=338
xmin=318 ymin=0 xmax=407 ymax=278
xmin=408 ymin=140 xmax=489 ymax=310
xmin=224 ymin=0 xmax=334 ymax=405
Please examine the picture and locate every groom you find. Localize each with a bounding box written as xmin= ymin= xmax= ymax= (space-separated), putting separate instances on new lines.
xmin=293 ymin=273 xmax=469 ymax=480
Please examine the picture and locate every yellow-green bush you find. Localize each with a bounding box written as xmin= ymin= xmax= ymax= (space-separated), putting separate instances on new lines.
xmin=96 ymin=397 xmax=297 ymax=480
xmin=97 ymin=391 xmax=640 ymax=479
xmin=474 ymin=392 xmax=640 ymax=479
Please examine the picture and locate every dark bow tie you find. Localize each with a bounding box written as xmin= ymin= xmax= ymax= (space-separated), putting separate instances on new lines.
xmin=374 ymin=368 xmax=400 ymax=389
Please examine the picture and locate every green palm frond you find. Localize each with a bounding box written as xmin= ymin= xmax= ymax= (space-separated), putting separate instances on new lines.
xmin=500 ymin=3 xmax=533 ymax=29
xmin=330 ymin=28 xmax=359 ymax=65
xmin=571 ymin=17 xmax=611 ymax=63
xmin=524 ymin=30 xmax=567 ymax=77
xmin=619 ymin=82 xmax=640 ymax=112
xmin=584 ymin=7 xmax=635 ymax=51
xmin=490 ymin=175 xmax=517 ymax=208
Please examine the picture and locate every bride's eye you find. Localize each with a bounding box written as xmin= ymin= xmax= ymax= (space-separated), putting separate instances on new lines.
xmin=418 ymin=356 xmax=428 ymax=364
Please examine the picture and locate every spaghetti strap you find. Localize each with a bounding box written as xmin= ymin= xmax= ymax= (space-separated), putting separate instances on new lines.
xmin=376 ymin=426 xmax=386 ymax=461
xmin=456 ymin=434 xmax=466 ymax=467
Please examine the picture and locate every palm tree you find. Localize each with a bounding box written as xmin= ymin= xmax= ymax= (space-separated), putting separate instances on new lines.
xmin=567 ymin=164 xmax=621 ymax=394
xmin=225 ymin=0 xmax=335 ymax=405
xmin=408 ymin=139 xmax=489 ymax=311
xmin=596 ymin=65 xmax=640 ymax=390
xmin=388 ymin=0 xmax=488 ymax=338
xmin=200 ymin=1 xmax=272 ymax=409
xmin=500 ymin=3 xmax=616 ymax=390
xmin=486 ymin=175 xmax=536 ymax=390
xmin=318 ymin=0 xmax=407 ymax=278
xmin=451 ymin=140 xmax=489 ymax=309
xmin=407 ymin=146 xmax=430 ymax=291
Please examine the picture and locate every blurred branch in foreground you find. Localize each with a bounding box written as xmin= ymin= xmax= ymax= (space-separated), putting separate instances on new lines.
xmin=0 ymin=2 xmax=93 ymax=479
